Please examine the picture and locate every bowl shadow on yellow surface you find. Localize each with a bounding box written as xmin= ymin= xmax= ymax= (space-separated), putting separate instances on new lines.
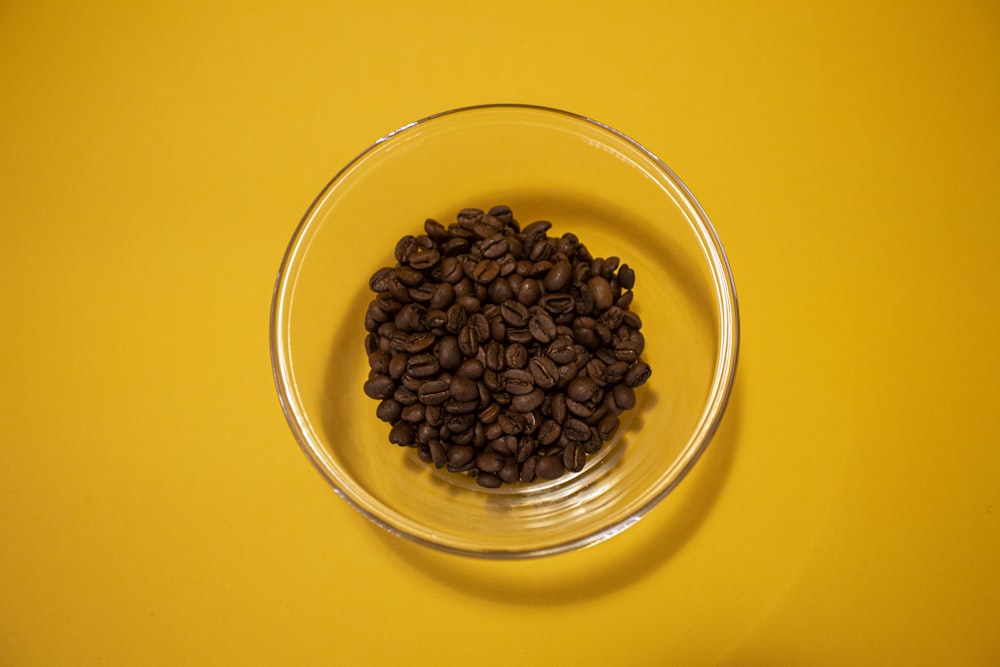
xmin=377 ymin=377 xmax=741 ymax=605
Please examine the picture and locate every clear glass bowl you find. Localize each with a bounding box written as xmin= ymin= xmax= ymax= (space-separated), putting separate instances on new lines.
xmin=270 ymin=104 xmax=739 ymax=558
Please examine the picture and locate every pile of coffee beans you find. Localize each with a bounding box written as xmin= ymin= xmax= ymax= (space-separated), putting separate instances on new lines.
xmin=363 ymin=206 xmax=651 ymax=488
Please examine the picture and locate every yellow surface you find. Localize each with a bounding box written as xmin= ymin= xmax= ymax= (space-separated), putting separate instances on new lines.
xmin=2 ymin=1 xmax=998 ymax=664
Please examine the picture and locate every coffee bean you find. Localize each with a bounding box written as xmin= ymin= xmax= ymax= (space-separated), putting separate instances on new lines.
xmin=500 ymin=300 xmax=530 ymax=327
xmin=418 ymin=380 xmax=451 ymax=405
xmin=370 ymin=266 xmax=394 ymax=292
xmin=447 ymin=444 xmax=475 ymax=468
xmin=363 ymin=374 xmax=395 ymax=399
xmin=485 ymin=341 xmax=505 ymax=371
xmin=393 ymin=386 xmax=417 ymax=406
xmin=568 ymin=376 xmax=599 ymax=402
xmin=444 ymin=399 xmax=478 ymax=414
xmin=475 ymin=450 xmax=505 ymax=474
xmin=470 ymin=259 xmax=500 ymax=284
xmin=624 ymin=360 xmax=652 ymax=387
xmin=480 ymin=234 xmax=508 ymax=259
xmin=488 ymin=205 xmax=513 ymax=224
xmin=566 ymin=397 xmax=595 ymax=418
xmin=543 ymin=261 xmax=572 ymax=292
xmin=498 ymin=459 xmax=520 ymax=484
xmin=540 ymin=293 xmax=574 ymax=315
xmin=401 ymin=403 xmax=425 ymax=423
xmin=535 ymin=455 xmax=565 ymax=479
xmin=487 ymin=277 xmax=514 ymax=304
xmin=562 ymin=418 xmax=590 ymax=442
xmin=408 ymin=249 xmax=440 ymax=270
xmin=395 ymin=265 xmax=424 ymax=287
xmin=598 ymin=413 xmax=620 ymax=440
xmin=522 ymin=220 xmax=552 ymax=236
xmin=498 ymin=411 xmax=525 ymax=435
xmin=389 ymin=422 xmax=414 ymax=447
xmin=504 ymin=342 xmax=528 ymax=369
xmin=622 ymin=311 xmax=642 ymax=330
xmin=511 ymin=388 xmax=543 ymax=413
xmin=376 ymin=399 xmax=402 ymax=423
xmin=546 ymin=335 xmax=577 ymax=365
xmin=517 ymin=278 xmax=541 ymax=306
xmin=504 ymin=368 xmax=535 ymax=395
xmin=528 ymin=310 xmax=557 ymax=343
xmin=527 ymin=355 xmax=558 ymax=389
xmin=457 ymin=324 xmax=479 ymax=357
xmin=456 ymin=358 xmax=484 ymax=379
xmin=476 ymin=472 xmax=502 ymax=488
xmin=404 ymin=332 xmax=436 ymax=354
xmin=563 ymin=442 xmax=586 ymax=472
xmin=550 ymin=393 xmax=567 ymax=424
xmin=406 ymin=353 xmax=440 ymax=378
xmin=506 ymin=328 xmax=533 ymax=345
xmin=449 ymin=376 xmax=479 ymax=402
xmin=618 ymin=264 xmax=636 ymax=290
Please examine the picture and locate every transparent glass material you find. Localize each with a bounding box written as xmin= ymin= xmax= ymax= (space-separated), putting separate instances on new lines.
xmin=270 ymin=105 xmax=739 ymax=558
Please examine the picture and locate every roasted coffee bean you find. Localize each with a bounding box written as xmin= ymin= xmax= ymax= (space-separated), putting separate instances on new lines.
xmin=408 ymin=248 xmax=440 ymax=270
xmin=585 ymin=358 xmax=608 ymax=385
xmin=504 ymin=369 xmax=535 ymax=395
xmin=489 ymin=315 xmax=506 ymax=342
xmin=395 ymin=265 xmax=424 ymax=287
xmin=500 ymin=300 xmax=530 ymax=327
xmin=487 ymin=277 xmax=514 ymax=304
xmin=444 ymin=399 xmax=478 ymax=414
xmin=483 ymin=369 xmax=504 ymax=393
xmin=424 ymin=404 xmax=445 ymax=427
xmin=517 ymin=278 xmax=541 ymax=306
xmin=376 ymin=399 xmax=402 ymax=423
xmin=562 ymin=418 xmax=590 ymax=442
xmin=563 ymin=442 xmax=586 ymax=473
xmin=470 ymin=259 xmax=500 ymax=284
xmin=516 ymin=436 xmax=537 ymax=462
xmin=480 ymin=234 xmax=508 ymax=259
xmin=535 ymin=455 xmax=565 ymax=479
xmin=417 ymin=422 xmax=439 ymax=444
xmin=476 ymin=450 xmax=505 ymax=474
xmin=406 ymin=353 xmax=440 ymax=378
xmin=528 ymin=239 xmax=553 ymax=262
xmin=506 ymin=328 xmax=533 ymax=345
xmin=447 ymin=444 xmax=475 ymax=468
xmin=457 ymin=294 xmax=481 ymax=314
xmin=435 ymin=335 xmax=461 ymax=370
xmin=388 ymin=353 xmax=408 ymax=379
xmin=612 ymin=383 xmax=636 ymax=410
xmin=440 ymin=256 xmax=464 ymax=283
xmin=363 ymin=374 xmax=395 ymax=400
xmin=427 ymin=439 xmax=447 ymax=467
xmin=498 ymin=411 xmax=525 ymax=435
xmin=399 ymin=373 xmax=424 ymax=392
xmin=616 ymin=290 xmax=634 ymax=309
xmin=566 ymin=397 xmax=595 ymax=418
xmin=521 ymin=219 xmax=552 ymax=236
xmin=449 ymin=376 xmax=479 ymax=402
xmin=493 ymin=435 xmax=518 ymax=456
xmin=622 ymin=310 xmax=642 ymax=330
xmin=401 ymin=403 xmax=425 ymax=423
xmin=568 ymin=376 xmax=599 ymax=402
xmin=528 ymin=310 xmax=557 ymax=343
xmin=394 ymin=236 xmax=418 ymax=263
xmin=485 ymin=422 xmax=503 ymax=441
xmin=476 ymin=472 xmax=502 ymax=488
xmin=484 ymin=341 xmax=504 ymax=371
xmin=605 ymin=360 xmax=629 ymax=384
xmin=428 ymin=282 xmax=455 ymax=310
xmin=389 ymin=422 xmax=414 ymax=447
xmin=370 ymin=266 xmax=394 ymax=292
xmin=537 ymin=420 xmax=561 ymax=446
xmin=424 ymin=309 xmax=447 ymax=330
xmin=365 ymin=333 xmax=379 ymax=355
xmin=457 ymin=324 xmax=479 ymax=357
xmin=543 ymin=261 xmax=572 ymax=292
xmin=456 ymin=358 xmax=484 ymax=379
xmin=393 ymin=386 xmax=418 ymax=406
xmin=540 ymin=293 xmax=574 ymax=314
xmin=512 ymin=388 xmax=545 ymax=413
xmin=478 ymin=402 xmax=501 ymax=424
xmin=624 ymin=360 xmax=652 ymax=387
xmin=418 ymin=380 xmax=451 ymax=405
xmin=520 ymin=456 xmax=538 ymax=482
xmin=598 ymin=413 xmax=620 ymax=440
xmin=550 ymin=393 xmax=567 ymax=424
xmin=527 ymin=355 xmax=559 ymax=389
xmin=488 ymin=205 xmax=513 ymax=224
xmin=368 ymin=350 xmax=391 ymax=375
xmin=446 ymin=412 xmax=476 ymax=433
xmin=504 ymin=342 xmax=528 ymax=369
xmin=404 ymin=332 xmax=436 ymax=354
xmin=546 ymin=335 xmax=577 ymax=365
xmin=583 ymin=429 xmax=603 ymax=454
xmin=618 ymin=263 xmax=636 ymax=290
xmin=498 ymin=460 xmax=521 ymax=484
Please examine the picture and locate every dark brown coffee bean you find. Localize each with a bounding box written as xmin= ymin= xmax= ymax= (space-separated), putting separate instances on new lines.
xmin=618 ymin=264 xmax=636 ymax=290
xmin=612 ymin=383 xmax=636 ymax=410
xmin=457 ymin=324 xmax=479 ymax=357
xmin=546 ymin=335 xmax=576 ymax=365
xmin=457 ymin=207 xmax=483 ymax=228
xmin=624 ymin=360 xmax=652 ymax=387
xmin=506 ymin=328 xmax=533 ymax=344
xmin=585 ymin=358 xmax=608 ymax=385
xmin=400 ymin=403 xmax=425 ymax=423
xmin=475 ymin=450 xmax=505 ymax=473
xmin=521 ymin=219 xmax=552 ymax=235
xmin=622 ymin=311 xmax=642 ymax=330
xmin=574 ymin=325 xmax=600 ymax=350
xmin=550 ymin=393 xmax=567 ymax=424
xmin=430 ymin=336 xmax=458 ymax=370
xmin=367 ymin=350 xmax=390 ymax=374
xmin=487 ymin=277 xmax=514 ymax=304
xmin=393 ymin=386 xmax=417 ymax=406
xmin=444 ymin=399 xmax=478 ymax=414
xmin=540 ymin=293 xmax=574 ymax=314
xmin=484 ymin=341 xmax=504 ymax=371
xmin=365 ymin=333 xmax=379 ymax=355
xmin=416 ymin=422 xmax=439 ymax=443
xmin=516 ymin=436 xmax=537 ymax=462
xmin=424 ymin=438 xmax=446 ymax=467
xmin=537 ymin=420 xmax=561 ymax=446
xmin=375 ymin=399 xmax=402 ymax=423
xmin=566 ymin=397 xmax=594 ymax=418
xmin=408 ymin=249 xmax=440 ymax=270
xmin=498 ymin=411 xmax=525 ymax=435
xmin=369 ymin=266 xmax=394 ymax=292
xmin=444 ymin=304 xmax=466 ymax=333
xmin=456 ymin=358 xmax=484 ymax=380
xmin=616 ymin=290 xmax=634 ymax=309
xmin=568 ymin=376 xmax=598 ymax=402
xmin=394 ymin=265 xmax=423 ymax=287
xmin=363 ymin=374 xmax=395 ymax=399
xmin=439 ymin=256 xmax=464 ymax=284
xmin=485 ymin=422 xmax=503 ymax=441
xmin=480 ymin=234 xmax=508 ymax=259
xmin=477 ymin=402 xmax=501 ymax=425
xmin=517 ymin=278 xmax=541 ymax=306
xmin=520 ymin=456 xmax=538 ymax=482
xmin=504 ymin=369 xmax=535 ymax=395
xmin=388 ymin=422 xmax=414 ymax=447
xmin=498 ymin=460 xmax=520 ymax=484
xmin=393 ymin=303 xmax=423 ymax=332
xmin=449 ymin=376 xmax=478 ymax=402
xmin=470 ymin=259 xmax=500 ymax=284
xmin=394 ymin=235 xmax=418 ymax=263
xmin=598 ymin=413 xmax=620 ymax=440
xmin=488 ymin=205 xmax=513 ymax=224
xmin=602 ymin=256 xmax=620 ymax=275
xmin=418 ymin=380 xmax=451 ymax=405
xmin=527 ymin=355 xmax=558 ymax=389
xmin=404 ymin=332 xmax=436 ymax=354
xmin=535 ymin=455 xmax=565 ymax=479
xmin=528 ymin=310 xmax=557 ymax=343
xmin=500 ymin=300 xmax=530 ymax=327
xmin=406 ymin=353 xmax=440 ymax=378
xmin=543 ymin=261 xmax=572 ymax=292
xmin=425 ymin=282 xmax=454 ymax=310
xmin=483 ymin=369 xmax=504 ymax=393
xmin=563 ymin=418 xmax=590 ymax=442
xmin=512 ymin=388 xmax=545 ymax=413
xmin=504 ymin=342 xmax=528 ymax=369
xmin=563 ymin=441 xmax=586 ymax=473
xmin=387 ymin=353 xmax=407 ymax=380
xmin=475 ymin=472 xmax=501 ymax=488
xmin=447 ymin=444 xmax=475 ymax=468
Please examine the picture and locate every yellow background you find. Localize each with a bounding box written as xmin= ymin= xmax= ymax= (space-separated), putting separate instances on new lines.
xmin=3 ymin=1 xmax=998 ymax=664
